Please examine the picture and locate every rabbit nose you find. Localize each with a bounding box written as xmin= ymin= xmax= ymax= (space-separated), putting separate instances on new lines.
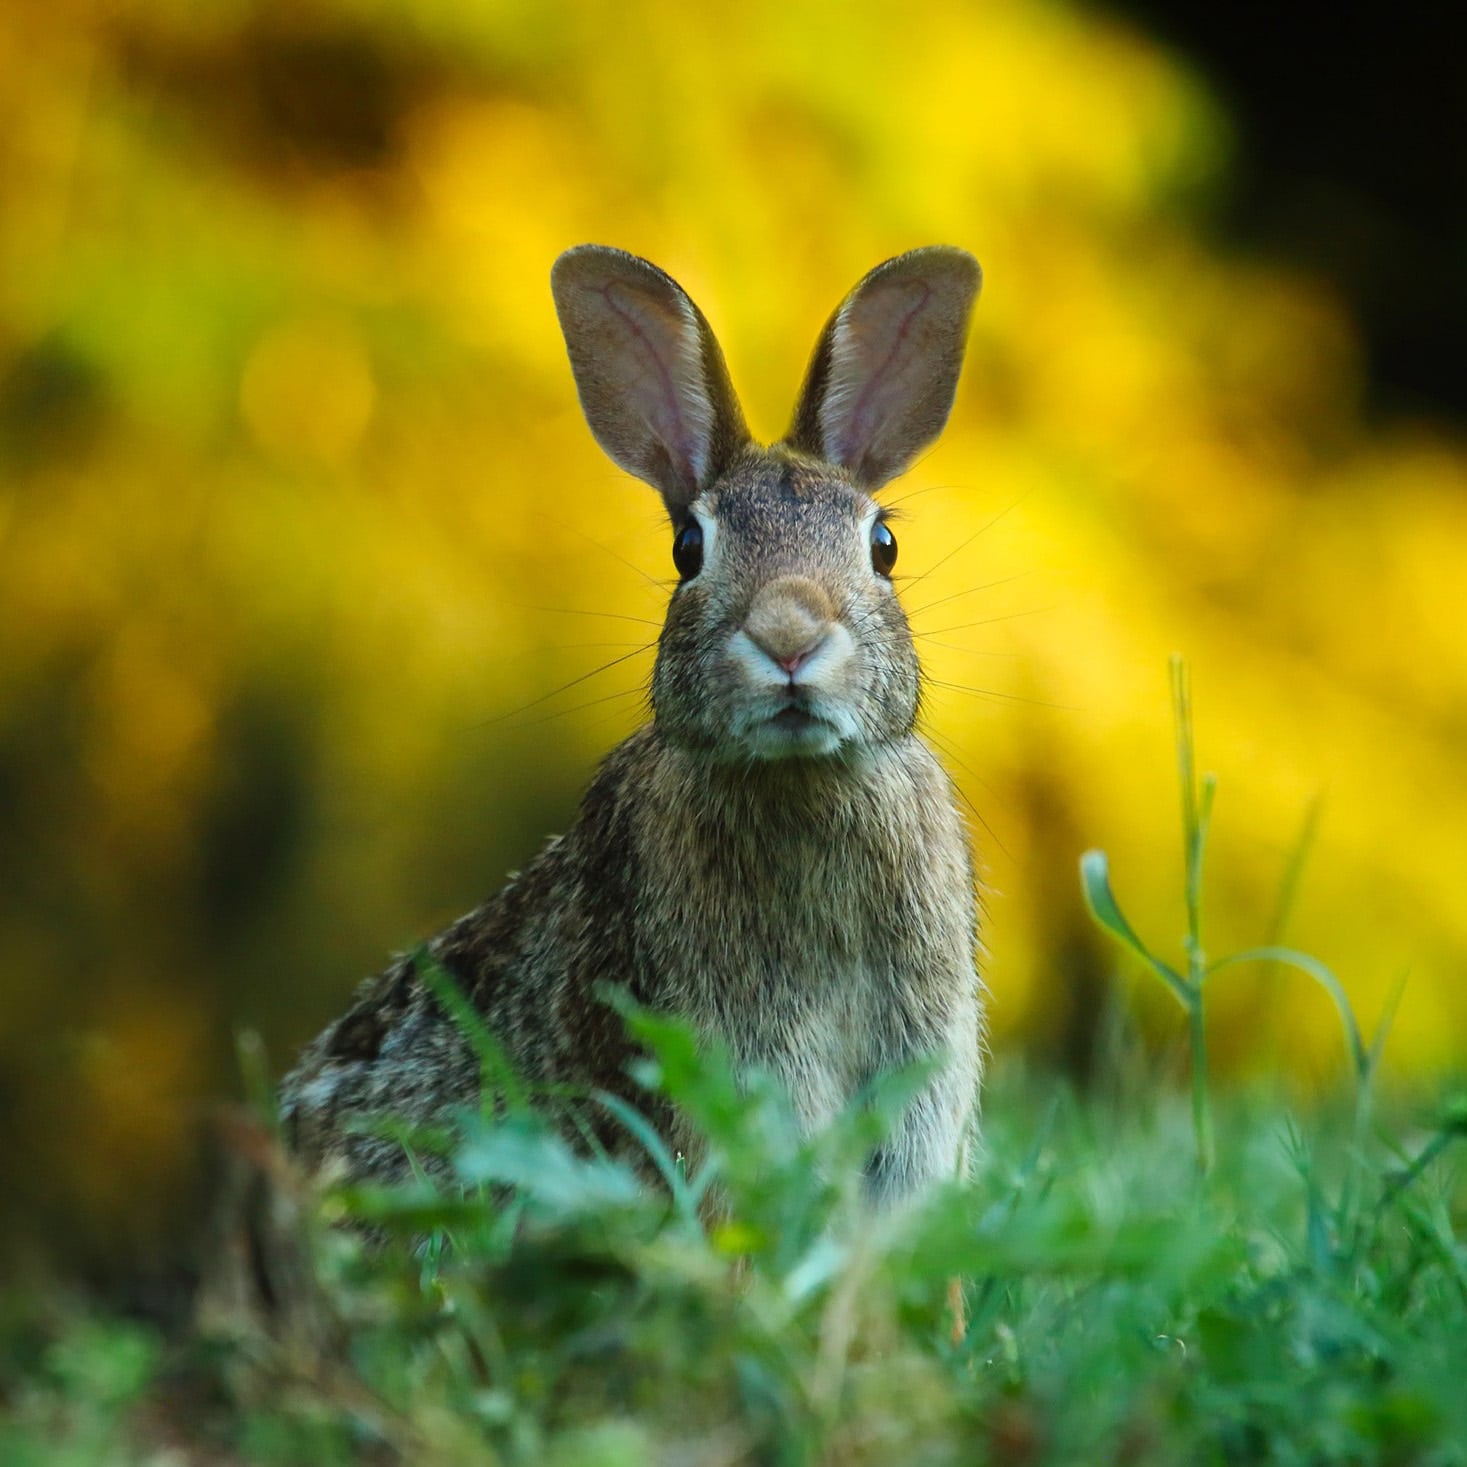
xmin=745 ymin=577 xmax=835 ymax=674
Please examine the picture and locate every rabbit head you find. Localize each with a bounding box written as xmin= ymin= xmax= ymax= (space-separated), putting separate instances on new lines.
xmin=551 ymin=246 xmax=980 ymax=763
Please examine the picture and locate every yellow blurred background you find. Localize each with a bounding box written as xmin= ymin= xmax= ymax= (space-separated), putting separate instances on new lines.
xmin=2 ymin=0 xmax=1464 ymax=1255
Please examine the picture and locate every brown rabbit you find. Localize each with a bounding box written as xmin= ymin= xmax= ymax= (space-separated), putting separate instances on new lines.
xmin=280 ymin=245 xmax=985 ymax=1206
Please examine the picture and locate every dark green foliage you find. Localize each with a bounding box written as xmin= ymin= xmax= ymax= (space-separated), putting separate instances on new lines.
xmin=3 ymin=1042 xmax=1463 ymax=1465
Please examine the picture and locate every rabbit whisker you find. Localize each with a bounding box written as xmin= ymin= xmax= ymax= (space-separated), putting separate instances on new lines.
xmin=535 ymin=606 xmax=665 ymax=629
xmin=845 ymin=616 xmax=1011 ymax=661
xmin=473 ymin=643 xmax=657 ymax=729
xmin=530 ymin=511 xmax=672 ymax=600
xmin=499 ymin=685 xmax=650 ymax=734
xmin=580 ymin=701 xmax=655 ymax=737
xmin=905 ymin=571 xmax=1032 ymax=619
xmin=881 ymin=480 xmax=958 ymax=511
xmin=897 ymin=490 xmax=1032 ymax=595
xmin=551 ymin=641 xmax=661 ymax=651
xmin=924 ymin=678 xmax=1077 ymax=711
xmin=911 ymin=640 xmax=1015 ymax=658
xmin=845 ymin=609 xmax=1015 ymax=660
xmin=919 ymin=606 xmax=1054 ymax=637
xmin=920 ymin=722 xmax=1014 ymax=863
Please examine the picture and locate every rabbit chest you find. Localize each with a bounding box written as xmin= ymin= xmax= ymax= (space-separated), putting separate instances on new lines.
xmin=631 ymin=735 xmax=979 ymax=1134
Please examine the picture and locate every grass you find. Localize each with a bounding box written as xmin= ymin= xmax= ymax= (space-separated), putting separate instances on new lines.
xmin=4 ymin=669 xmax=1466 ymax=1465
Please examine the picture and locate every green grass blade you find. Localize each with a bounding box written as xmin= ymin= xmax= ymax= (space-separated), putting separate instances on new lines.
xmin=1170 ymin=656 xmax=1215 ymax=979
xmin=1266 ymin=792 xmax=1325 ymax=948
xmin=1365 ymin=971 xmax=1407 ymax=1081
xmin=1080 ymin=848 xmax=1190 ymax=1005
xmin=1205 ymin=944 xmax=1367 ymax=1078
xmin=1170 ymin=656 xmax=1201 ymax=948
xmin=594 ymin=1088 xmax=703 ymax=1215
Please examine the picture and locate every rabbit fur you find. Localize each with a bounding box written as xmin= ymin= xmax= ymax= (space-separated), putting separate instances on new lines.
xmin=280 ymin=244 xmax=986 ymax=1207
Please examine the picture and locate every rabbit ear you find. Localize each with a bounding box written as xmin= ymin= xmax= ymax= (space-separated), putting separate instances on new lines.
xmin=785 ymin=247 xmax=981 ymax=488
xmin=552 ymin=246 xmax=750 ymax=514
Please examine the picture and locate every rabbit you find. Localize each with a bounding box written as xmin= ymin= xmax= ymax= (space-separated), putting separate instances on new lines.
xmin=280 ymin=244 xmax=986 ymax=1208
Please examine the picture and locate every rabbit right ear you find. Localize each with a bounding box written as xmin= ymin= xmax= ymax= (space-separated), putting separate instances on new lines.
xmin=785 ymin=247 xmax=981 ymax=489
xmin=551 ymin=246 xmax=750 ymax=515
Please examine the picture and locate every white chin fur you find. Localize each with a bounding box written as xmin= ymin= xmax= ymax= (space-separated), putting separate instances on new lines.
xmin=726 ymin=699 xmax=862 ymax=760
xmin=740 ymin=717 xmax=849 ymax=761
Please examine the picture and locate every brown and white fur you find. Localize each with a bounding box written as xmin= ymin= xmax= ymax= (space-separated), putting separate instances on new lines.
xmin=281 ymin=245 xmax=986 ymax=1208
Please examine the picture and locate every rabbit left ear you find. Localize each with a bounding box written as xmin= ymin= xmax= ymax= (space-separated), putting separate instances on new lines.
xmin=785 ymin=247 xmax=980 ymax=489
xmin=552 ymin=246 xmax=750 ymax=515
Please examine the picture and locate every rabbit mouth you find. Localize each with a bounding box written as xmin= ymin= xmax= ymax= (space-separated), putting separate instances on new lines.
xmin=770 ymin=705 xmax=821 ymax=733
xmin=735 ymin=699 xmax=849 ymax=759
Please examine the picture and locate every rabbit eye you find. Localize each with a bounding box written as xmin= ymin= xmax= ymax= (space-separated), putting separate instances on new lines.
xmin=870 ymin=520 xmax=897 ymax=577
xmin=672 ymin=520 xmax=704 ymax=580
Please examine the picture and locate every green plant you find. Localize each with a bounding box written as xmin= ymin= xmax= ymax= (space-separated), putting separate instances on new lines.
xmin=1081 ymin=655 xmax=1388 ymax=1176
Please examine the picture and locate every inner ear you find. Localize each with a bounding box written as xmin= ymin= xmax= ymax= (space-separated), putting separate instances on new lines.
xmin=785 ymin=247 xmax=981 ymax=489
xmin=552 ymin=246 xmax=749 ymax=514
